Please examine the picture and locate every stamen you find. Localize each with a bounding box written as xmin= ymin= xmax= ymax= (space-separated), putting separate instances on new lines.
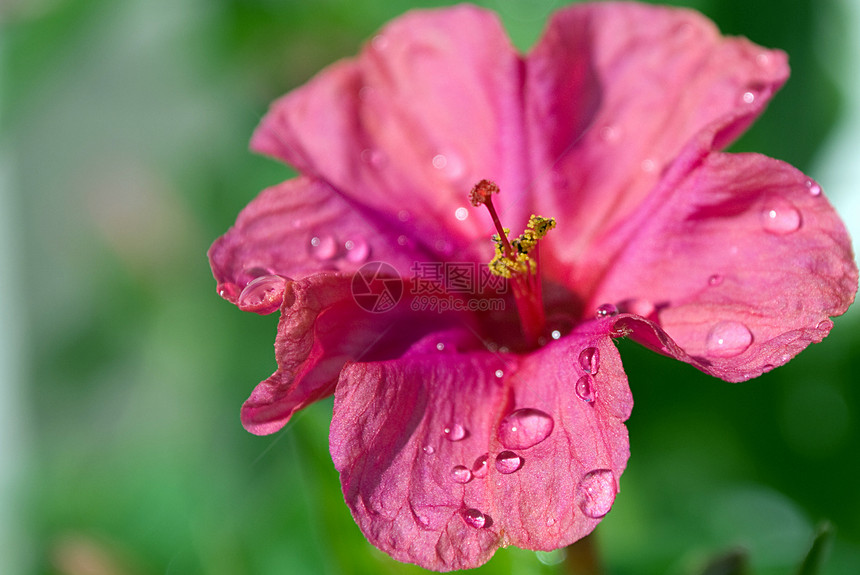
xmin=469 ymin=180 xmax=556 ymax=348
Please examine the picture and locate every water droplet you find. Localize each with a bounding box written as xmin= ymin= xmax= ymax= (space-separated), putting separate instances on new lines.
xmin=451 ymin=465 xmax=473 ymax=484
xmin=596 ymin=303 xmax=618 ymax=318
xmin=577 ymin=469 xmax=616 ymax=518
xmin=545 ymin=517 xmax=555 ymax=527
xmin=742 ymin=91 xmax=756 ymax=104
xmin=805 ymin=179 xmax=822 ymax=196
xmin=423 ymin=445 xmax=435 ymax=455
xmin=761 ymin=200 xmax=801 ymax=234
xmin=237 ymin=274 xmax=287 ymax=315
xmin=436 ymin=342 xmax=445 ymax=351
xmin=462 ymin=508 xmax=487 ymax=529
xmin=551 ymin=330 xmax=561 ymax=340
xmin=578 ymin=347 xmax=600 ymax=375
xmin=708 ymin=274 xmax=724 ymax=287
xmin=705 ymin=321 xmax=753 ymax=358
xmin=309 ymin=234 xmax=338 ymax=260
xmin=371 ymin=34 xmax=389 ymax=51
xmin=343 ymin=236 xmax=370 ymax=263
xmin=599 ymin=124 xmax=620 ymax=143
xmin=756 ymin=52 xmax=771 ymax=67
xmin=640 ymin=158 xmax=656 ymax=172
xmin=494 ymin=369 xmax=504 ymax=379
xmin=575 ymin=374 xmax=595 ymax=403
xmin=817 ymin=319 xmax=834 ymax=331
xmin=397 ymin=210 xmax=410 ymax=222
xmin=397 ymin=235 xmax=408 ymax=246
xmin=432 ymin=154 xmax=447 ymax=169
xmin=495 ymin=450 xmax=524 ymax=474
xmin=360 ymin=148 xmax=386 ymax=168
xmin=472 ymin=453 xmax=489 ymax=478
xmin=455 ymin=206 xmax=469 ymax=221
xmin=443 ymin=423 xmax=467 ymax=442
xmin=498 ymin=408 xmax=554 ymax=449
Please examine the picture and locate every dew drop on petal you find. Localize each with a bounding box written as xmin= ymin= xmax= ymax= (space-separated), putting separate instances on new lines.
xmin=451 ymin=465 xmax=473 ymax=484
xmin=423 ymin=445 xmax=435 ymax=455
xmin=397 ymin=235 xmax=408 ymax=246
xmin=472 ymin=453 xmax=489 ymax=478
xmin=436 ymin=342 xmax=445 ymax=351
xmin=443 ymin=423 xmax=466 ymax=442
xmin=432 ymin=154 xmax=447 ymax=170
xmin=761 ymin=200 xmax=802 ymax=234
xmin=578 ymin=347 xmax=600 ymax=375
xmin=397 ymin=210 xmax=410 ymax=222
xmin=360 ymin=148 xmax=387 ymax=168
xmin=640 ymin=158 xmax=656 ymax=172
xmin=806 ymin=179 xmax=822 ymax=196
xmin=551 ymin=330 xmax=561 ymax=340
xmin=455 ymin=207 xmax=469 ymax=221
xmin=575 ymin=374 xmax=595 ymax=403
xmin=705 ymin=321 xmax=753 ymax=358
xmin=599 ymin=124 xmax=620 ymax=143
xmin=344 ymin=236 xmax=370 ymax=263
xmin=494 ymin=369 xmax=504 ymax=379
xmin=708 ymin=274 xmax=724 ymax=287
xmin=498 ymin=408 xmax=554 ymax=449
xmin=577 ymin=469 xmax=617 ymax=518
xmin=371 ymin=34 xmax=389 ymax=51
xmin=237 ymin=274 xmax=287 ymax=314
xmin=596 ymin=303 xmax=618 ymax=318
xmin=495 ymin=450 xmax=524 ymax=474
xmin=309 ymin=234 xmax=338 ymax=260
xmin=462 ymin=508 xmax=487 ymax=529
xmin=742 ymin=90 xmax=756 ymax=104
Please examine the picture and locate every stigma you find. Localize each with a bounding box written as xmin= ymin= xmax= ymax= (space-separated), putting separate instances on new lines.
xmin=469 ymin=179 xmax=556 ymax=347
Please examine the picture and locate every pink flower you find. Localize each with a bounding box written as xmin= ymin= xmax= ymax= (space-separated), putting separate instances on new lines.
xmin=209 ymin=3 xmax=857 ymax=571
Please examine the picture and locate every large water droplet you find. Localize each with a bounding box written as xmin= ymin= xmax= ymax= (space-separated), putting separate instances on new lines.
xmin=705 ymin=321 xmax=753 ymax=358
xmin=443 ymin=423 xmax=467 ymax=442
xmin=462 ymin=508 xmax=487 ymax=529
xmin=451 ymin=465 xmax=473 ymax=484
xmin=472 ymin=453 xmax=489 ymax=478
xmin=761 ymin=200 xmax=801 ymax=234
xmin=237 ymin=275 xmax=287 ymax=315
xmin=495 ymin=451 xmax=524 ymax=474
xmin=498 ymin=408 xmax=554 ymax=449
xmin=344 ymin=236 xmax=370 ymax=263
xmin=595 ymin=303 xmax=618 ymax=318
xmin=575 ymin=374 xmax=595 ymax=403
xmin=309 ymin=234 xmax=338 ymax=260
xmin=577 ymin=469 xmax=616 ymax=518
xmin=578 ymin=347 xmax=600 ymax=375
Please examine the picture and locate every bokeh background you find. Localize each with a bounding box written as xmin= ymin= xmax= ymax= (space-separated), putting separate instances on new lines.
xmin=2 ymin=0 xmax=858 ymax=573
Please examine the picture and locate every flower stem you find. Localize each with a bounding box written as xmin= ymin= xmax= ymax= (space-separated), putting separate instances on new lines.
xmin=562 ymin=532 xmax=602 ymax=575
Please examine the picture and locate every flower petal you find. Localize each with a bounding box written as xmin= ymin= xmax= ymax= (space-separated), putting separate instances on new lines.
xmin=330 ymin=319 xmax=632 ymax=570
xmin=594 ymin=150 xmax=857 ymax=382
xmin=250 ymin=5 xmax=530 ymax=253
xmin=526 ymin=2 xmax=789 ymax=294
xmin=241 ymin=273 xmax=458 ymax=435
xmin=208 ymin=177 xmax=429 ymax=306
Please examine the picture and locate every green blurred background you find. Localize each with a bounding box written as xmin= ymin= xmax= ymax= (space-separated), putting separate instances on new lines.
xmin=1 ymin=0 xmax=858 ymax=573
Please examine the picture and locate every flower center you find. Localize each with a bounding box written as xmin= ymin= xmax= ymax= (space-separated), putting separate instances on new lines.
xmin=469 ymin=179 xmax=556 ymax=348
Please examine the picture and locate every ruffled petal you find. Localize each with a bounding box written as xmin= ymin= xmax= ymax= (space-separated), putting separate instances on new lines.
xmin=330 ymin=319 xmax=632 ymax=571
xmin=525 ymin=2 xmax=789 ymax=295
xmin=594 ymin=150 xmax=857 ymax=382
xmin=208 ymin=177 xmax=430 ymax=307
xmin=241 ymin=273 xmax=460 ymax=435
xmin=250 ymin=5 xmax=530 ymax=255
